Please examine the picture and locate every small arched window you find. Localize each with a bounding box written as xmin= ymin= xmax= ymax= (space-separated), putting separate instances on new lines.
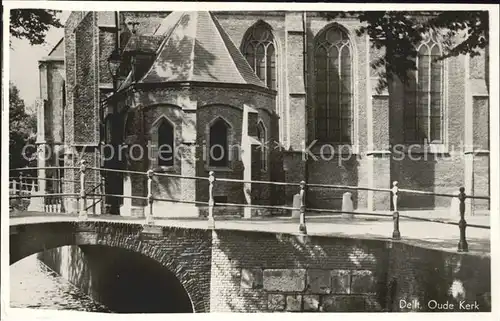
xmin=404 ymin=32 xmax=444 ymax=143
xmin=314 ymin=24 xmax=353 ymax=143
xmin=209 ymin=118 xmax=230 ymax=168
xmin=257 ymin=121 xmax=267 ymax=171
xmin=242 ymin=22 xmax=277 ymax=90
xmin=158 ymin=120 xmax=174 ymax=167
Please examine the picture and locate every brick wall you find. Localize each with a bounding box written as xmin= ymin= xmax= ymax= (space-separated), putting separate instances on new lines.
xmin=74 ymin=12 xmax=98 ymax=145
xmin=387 ymin=242 xmax=491 ymax=312
xmin=210 ymin=230 xmax=491 ymax=312
xmin=123 ymin=86 xmax=278 ymax=215
xmin=210 ymin=230 xmax=389 ymax=312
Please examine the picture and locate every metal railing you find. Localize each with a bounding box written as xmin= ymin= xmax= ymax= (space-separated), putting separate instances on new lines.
xmin=9 ymin=161 xmax=490 ymax=253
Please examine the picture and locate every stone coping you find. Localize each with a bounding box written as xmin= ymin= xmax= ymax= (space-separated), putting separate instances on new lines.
xmin=10 ymin=211 xmax=490 ymax=257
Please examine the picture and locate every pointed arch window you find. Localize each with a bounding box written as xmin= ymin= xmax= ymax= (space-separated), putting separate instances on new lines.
xmin=404 ymin=33 xmax=444 ymax=143
xmin=243 ymin=22 xmax=277 ymax=90
xmin=158 ymin=120 xmax=174 ymax=167
xmin=257 ymin=121 xmax=267 ymax=172
xmin=209 ymin=118 xmax=230 ymax=168
xmin=314 ymin=25 xmax=353 ymax=143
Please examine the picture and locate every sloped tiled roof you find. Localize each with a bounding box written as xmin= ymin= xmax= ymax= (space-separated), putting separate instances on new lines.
xmin=122 ymin=34 xmax=164 ymax=54
xmin=138 ymin=11 xmax=266 ymax=88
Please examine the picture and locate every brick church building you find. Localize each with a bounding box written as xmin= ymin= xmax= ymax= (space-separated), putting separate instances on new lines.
xmin=35 ymin=11 xmax=490 ymax=217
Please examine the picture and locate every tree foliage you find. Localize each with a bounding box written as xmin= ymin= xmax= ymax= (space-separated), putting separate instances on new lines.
xmin=10 ymin=9 xmax=63 ymax=46
xmin=321 ymin=11 xmax=489 ymax=92
xmin=9 ymin=83 xmax=37 ymax=173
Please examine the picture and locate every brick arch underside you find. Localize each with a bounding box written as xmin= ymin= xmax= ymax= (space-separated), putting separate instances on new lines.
xmin=10 ymin=221 xmax=212 ymax=312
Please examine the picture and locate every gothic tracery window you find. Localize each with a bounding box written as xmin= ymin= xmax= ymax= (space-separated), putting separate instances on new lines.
xmin=243 ymin=22 xmax=277 ymax=90
xmin=404 ymin=33 xmax=444 ymax=143
xmin=314 ymin=24 xmax=353 ymax=143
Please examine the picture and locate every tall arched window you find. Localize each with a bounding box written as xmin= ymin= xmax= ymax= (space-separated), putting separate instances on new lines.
xmin=257 ymin=121 xmax=267 ymax=171
xmin=209 ymin=118 xmax=230 ymax=167
xmin=242 ymin=22 xmax=277 ymax=90
xmin=404 ymin=33 xmax=444 ymax=143
xmin=158 ymin=120 xmax=174 ymax=167
xmin=314 ymin=24 xmax=353 ymax=143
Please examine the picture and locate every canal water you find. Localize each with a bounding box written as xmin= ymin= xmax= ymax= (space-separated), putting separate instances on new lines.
xmin=10 ymin=255 xmax=111 ymax=312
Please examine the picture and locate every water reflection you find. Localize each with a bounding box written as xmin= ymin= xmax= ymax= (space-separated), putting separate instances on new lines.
xmin=10 ymin=255 xmax=111 ymax=312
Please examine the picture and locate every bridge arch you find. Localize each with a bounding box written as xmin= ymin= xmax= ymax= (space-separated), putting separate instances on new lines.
xmin=10 ymin=220 xmax=212 ymax=312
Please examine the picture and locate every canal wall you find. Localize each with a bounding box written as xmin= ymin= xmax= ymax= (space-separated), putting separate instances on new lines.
xmin=210 ymin=230 xmax=491 ymax=312
xmin=35 ymin=226 xmax=491 ymax=312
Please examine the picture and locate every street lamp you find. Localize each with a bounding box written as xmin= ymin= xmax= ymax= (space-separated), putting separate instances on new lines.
xmin=104 ymin=48 xmax=122 ymax=215
xmin=107 ymin=48 xmax=122 ymax=90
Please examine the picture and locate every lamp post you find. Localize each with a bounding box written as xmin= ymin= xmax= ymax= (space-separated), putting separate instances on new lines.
xmin=105 ymin=47 xmax=122 ymax=214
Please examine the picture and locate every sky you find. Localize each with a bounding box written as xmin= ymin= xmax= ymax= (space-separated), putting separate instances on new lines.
xmin=9 ymin=11 xmax=71 ymax=114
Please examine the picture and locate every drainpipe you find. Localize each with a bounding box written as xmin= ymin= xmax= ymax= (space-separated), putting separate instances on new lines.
xmin=115 ymin=11 xmax=120 ymax=53
xmin=302 ymin=11 xmax=310 ymax=199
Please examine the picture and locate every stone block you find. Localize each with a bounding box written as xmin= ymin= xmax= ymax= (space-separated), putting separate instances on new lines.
xmin=241 ymin=268 xmax=263 ymax=289
xmin=291 ymin=193 xmax=301 ymax=218
xmin=286 ymin=295 xmax=302 ymax=311
xmin=263 ymin=269 xmax=306 ymax=292
xmin=320 ymin=295 xmax=366 ymax=312
xmin=351 ymin=270 xmax=376 ymax=294
xmin=303 ymin=295 xmax=320 ymax=311
xmin=330 ymin=270 xmax=351 ymax=294
xmin=268 ymin=294 xmax=285 ymax=311
xmin=342 ymin=192 xmax=354 ymax=219
xmin=307 ymin=269 xmax=331 ymax=294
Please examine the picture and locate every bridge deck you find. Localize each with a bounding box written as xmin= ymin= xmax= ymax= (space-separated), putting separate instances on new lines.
xmin=10 ymin=211 xmax=490 ymax=256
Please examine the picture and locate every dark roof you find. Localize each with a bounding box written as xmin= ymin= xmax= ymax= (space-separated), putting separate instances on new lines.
xmin=138 ymin=11 xmax=265 ymax=88
xmin=122 ymin=35 xmax=164 ymax=54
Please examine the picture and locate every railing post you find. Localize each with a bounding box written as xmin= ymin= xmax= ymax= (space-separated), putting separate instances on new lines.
xmin=60 ymin=177 xmax=65 ymax=213
xmin=299 ymin=181 xmax=307 ymax=234
xmin=19 ymin=173 xmax=24 ymax=194
xmin=392 ymin=181 xmax=400 ymax=240
xmin=208 ymin=171 xmax=215 ymax=228
xmin=146 ymin=169 xmax=154 ymax=225
xmin=100 ymin=175 xmax=105 ymax=215
xmin=458 ymin=187 xmax=468 ymax=252
xmin=14 ymin=178 xmax=19 ymax=196
xmin=79 ymin=159 xmax=88 ymax=220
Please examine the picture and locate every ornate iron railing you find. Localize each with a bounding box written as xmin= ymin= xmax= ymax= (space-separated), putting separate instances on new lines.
xmin=9 ymin=161 xmax=490 ymax=253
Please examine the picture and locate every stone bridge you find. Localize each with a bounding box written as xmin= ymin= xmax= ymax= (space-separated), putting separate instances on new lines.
xmin=10 ymin=217 xmax=492 ymax=313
